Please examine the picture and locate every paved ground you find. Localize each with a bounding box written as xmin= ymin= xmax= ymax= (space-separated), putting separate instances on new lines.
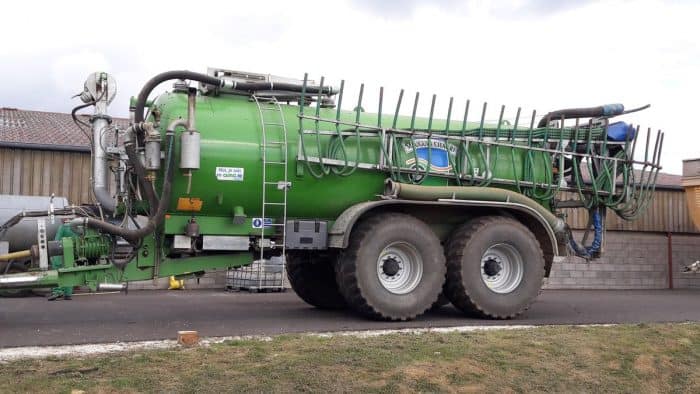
xmin=1 ymin=289 xmax=699 ymax=348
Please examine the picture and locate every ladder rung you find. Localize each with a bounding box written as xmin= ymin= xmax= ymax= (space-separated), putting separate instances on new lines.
xmin=264 ymin=202 xmax=286 ymax=206
xmin=265 ymin=161 xmax=286 ymax=165
xmin=261 ymin=107 xmax=279 ymax=111
xmin=267 ymin=223 xmax=285 ymax=227
xmin=264 ymin=122 xmax=285 ymax=126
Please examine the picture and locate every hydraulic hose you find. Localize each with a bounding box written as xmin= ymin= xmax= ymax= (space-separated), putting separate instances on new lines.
xmin=71 ymin=130 xmax=175 ymax=245
xmin=222 ymin=80 xmax=335 ymax=95
xmin=384 ymin=180 xmax=566 ymax=236
xmin=134 ymin=71 xmax=220 ymax=124
xmin=0 ymin=250 xmax=31 ymax=261
xmin=568 ymin=207 xmax=603 ymax=259
xmin=537 ymin=104 xmax=625 ymax=128
xmin=134 ymin=70 xmax=335 ymax=126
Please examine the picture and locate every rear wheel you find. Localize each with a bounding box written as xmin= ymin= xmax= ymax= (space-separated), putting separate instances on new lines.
xmin=336 ymin=213 xmax=446 ymax=321
xmin=445 ymin=216 xmax=544 ymax=319
xmin=286 ymin=250 xmax=346 ymax=309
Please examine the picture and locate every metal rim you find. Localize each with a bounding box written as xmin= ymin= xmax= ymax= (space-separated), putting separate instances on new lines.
xmin=480 ymin=243 xmax=524 ymax=294
xmin=376 ymin=241 xmax=423 ymax=295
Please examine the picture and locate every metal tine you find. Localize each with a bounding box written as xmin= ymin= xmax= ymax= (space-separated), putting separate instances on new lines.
xmin=508 ymin=107 xmax=522 ymax=192
xmin=377 ymin=86 xmax=394 ymax=177
xmin=444 ymin=97 xmax=460 ymax=182
xmin=347 ymin=82 xmax=365 ymax=176
xmin=643 ymin=127 xmax=651 ymax=164
xmin=423 ymin=94 xmax=437 ymax=180
xmin=298 ymin=73 xmax=325 ymax=179
xmin=392 ymin=89 xmax=404 ymax=129
xmin=512 ymin=108 xmax=521 ymax=143
xmin=571 ymin=117 xmax=587 ymax=204
xmin=410 ymin=92 xmax=421 ymax=182
xmin=445 ymin=97 xmax=454 ymax=133
xmin=314 ymin=76 xmax=328 ymax=173
xmin=378 ymin=86 xmax=384 ymax=128
xmin=525 ymin=110 xmax=536 ymax=193
xmin=410 ymin=92 xmax=420 ymax=131
xmin=427 ymin=94 xmax=436 ymax=134
xmin=630 ymin=125 xmax=640 ymax=163
xmin=640 ymin=129 xmax=663 ymax=189
xmin=478 ymin=102 xmax=491 ymax=184
xmin=651 ymin=129 xmax=662 ymax=167
xmin=494 ymin=105 xmax=505 ymax=172
xmin=558 ymin=114 xmax=566 ymax=190
xmin=496 ymin=105 xmax=505 ymax=141
xmin=391 ymin=89 xmax=405 ymax=181
xmin=461 ymin=100 xmax=472 ymax=183
xmin=331 ymin=80 xmax=349 ymax=175
xmin=478 ymin=102 xmax=487 ymax=139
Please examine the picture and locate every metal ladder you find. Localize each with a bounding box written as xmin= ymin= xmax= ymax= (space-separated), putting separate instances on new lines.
xmin=252 ymin=94 xmax=289 ymax=288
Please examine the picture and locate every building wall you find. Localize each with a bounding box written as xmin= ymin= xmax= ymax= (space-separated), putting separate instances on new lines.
xmin=546 ymin=230 xmax=700 ymax=289
xmin=560 ymin=190 xmax=698 ymax=234
xmin=0 ymin=147 xmax=92 ymax=205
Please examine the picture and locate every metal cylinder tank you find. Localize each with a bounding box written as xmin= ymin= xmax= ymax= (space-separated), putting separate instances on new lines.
xmin=0 ymin=195 xmax=70 ymax=252
xmin=152 ymin=92 xmax=549 ymax=221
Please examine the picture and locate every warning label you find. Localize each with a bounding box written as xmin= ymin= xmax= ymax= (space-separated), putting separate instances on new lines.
xmin=215 ymin=167 xmax=244 ymax=181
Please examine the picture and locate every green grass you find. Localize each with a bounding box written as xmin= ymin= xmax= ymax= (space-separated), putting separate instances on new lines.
xmin=1 ymin=323 xmax=699 ymax=393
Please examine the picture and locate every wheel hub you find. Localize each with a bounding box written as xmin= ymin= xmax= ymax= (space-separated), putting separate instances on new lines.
xmin=480 ymin=243 xmax=524 ymax=294
xmin=376 ymin=242 xmax=423 ymax=295
xmin=381 ymin=256 xmax=402 ymax=276
xmin=482 ymin=258 xmax=502 ymax=277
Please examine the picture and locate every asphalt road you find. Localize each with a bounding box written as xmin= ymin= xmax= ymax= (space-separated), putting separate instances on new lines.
xmin=1 ymin=289 xmax=699 ymax=347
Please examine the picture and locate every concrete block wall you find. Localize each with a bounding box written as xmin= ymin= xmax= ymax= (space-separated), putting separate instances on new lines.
xmin=546 ymin=231 xmax=700 ymax=289
xmin=670 ymin=234 xmax=700 ymax=289
xmin=128 ymin=231 xmax=700 ymax=291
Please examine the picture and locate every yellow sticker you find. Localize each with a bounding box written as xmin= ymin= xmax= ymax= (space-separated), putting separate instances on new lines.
xmin=176 ymin=197 xmax=203 ymax=212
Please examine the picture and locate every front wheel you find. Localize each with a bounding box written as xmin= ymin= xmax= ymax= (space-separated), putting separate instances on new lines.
xmin=336 ymin=212 xmax=446 ymax=321
xmin=445 ymin=216 xmax=545 ymax=319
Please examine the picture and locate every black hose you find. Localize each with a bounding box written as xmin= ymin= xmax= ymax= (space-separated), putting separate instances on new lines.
xmin=124 ymin=139 xmax=159 ymax=210
xmin=134 ymin=70 xmax=221 ymax=124
xmin=78 ymin=131 xmax=175 ymax=244
xmin=537 ymin=104 xmax=625 ymax=128
xmin=133 ymin=70 xmax=335 ymax=125
xmin=226 ymin=81 xmax=335 ymax=95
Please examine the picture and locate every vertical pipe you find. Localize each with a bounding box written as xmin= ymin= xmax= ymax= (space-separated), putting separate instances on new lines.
xmin=667 ymin=231 xmax=674 ymax=290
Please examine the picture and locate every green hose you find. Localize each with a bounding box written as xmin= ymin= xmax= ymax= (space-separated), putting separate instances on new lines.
xmin=384 ymin=180 xmax=565 ymax=235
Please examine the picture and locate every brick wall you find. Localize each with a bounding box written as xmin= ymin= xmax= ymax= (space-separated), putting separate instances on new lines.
xmin=546 ymin=231 xmax=700 ymax=289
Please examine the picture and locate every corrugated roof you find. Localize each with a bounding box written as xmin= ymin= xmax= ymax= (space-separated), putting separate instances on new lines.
xmin=0 ymin=107 xmax=129 ymax=148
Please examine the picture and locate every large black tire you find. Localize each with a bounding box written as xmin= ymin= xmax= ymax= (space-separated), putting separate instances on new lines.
xmin=286 ymin=250 xmax=346 ymax=309
xmin=445 ymin=216 xmax=545 ymax=319
xmin=335 ymin=212 xmax=446 ymax=321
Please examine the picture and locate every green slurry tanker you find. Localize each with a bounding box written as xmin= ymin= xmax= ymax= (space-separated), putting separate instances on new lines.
xmin=0 ymin=69 xmax=663 ymax=320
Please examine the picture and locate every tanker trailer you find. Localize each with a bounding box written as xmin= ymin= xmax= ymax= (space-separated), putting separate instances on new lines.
xmin=0 ymin=69 xmax=663 ymax=320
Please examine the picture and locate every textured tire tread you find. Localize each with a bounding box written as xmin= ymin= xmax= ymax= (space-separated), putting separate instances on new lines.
xmin=286 ymin=251 xmax=346 ymax=309
xmin=335 ymin=213 xmax=445 ymax=321
xmin=445 ymin=216 xmax=544 ymax=319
